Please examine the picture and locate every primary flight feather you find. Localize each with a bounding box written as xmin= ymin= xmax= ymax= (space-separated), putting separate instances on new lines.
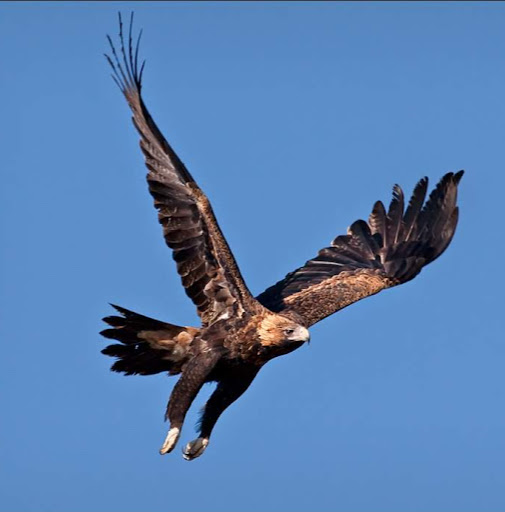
xmin=101 ymin=14 xmax=463 ymax=460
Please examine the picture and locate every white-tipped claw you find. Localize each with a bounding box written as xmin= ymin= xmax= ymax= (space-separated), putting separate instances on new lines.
xmin=159 ymin=427 xmax=180 ymax=455
xmin=182 ymin=437 xmax=209 ymax=461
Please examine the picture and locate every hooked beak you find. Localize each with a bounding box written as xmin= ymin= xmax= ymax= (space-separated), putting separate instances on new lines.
xmin=297 ymin=326 xmax=311 ymax=344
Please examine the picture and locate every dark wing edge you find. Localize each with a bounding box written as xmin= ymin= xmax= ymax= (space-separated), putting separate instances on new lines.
xmin=105 ymin=13 xmax=254 ymax=325
xmin=257 ymin=171 xmax=463 ymax=327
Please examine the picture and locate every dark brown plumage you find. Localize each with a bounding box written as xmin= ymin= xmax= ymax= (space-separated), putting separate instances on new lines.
xmin=101 ymin=14 xmax=464 ymax=460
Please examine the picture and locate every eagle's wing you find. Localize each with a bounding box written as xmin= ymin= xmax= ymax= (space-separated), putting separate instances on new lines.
xmin=257 ymin=171 xmax=463 ymax=327
xmin=106 ymin=15 xmax=253 ymax=325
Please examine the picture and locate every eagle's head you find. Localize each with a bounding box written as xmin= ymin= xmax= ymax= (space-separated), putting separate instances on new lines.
xmin=258 ymin=313 xmax=310 ymax=352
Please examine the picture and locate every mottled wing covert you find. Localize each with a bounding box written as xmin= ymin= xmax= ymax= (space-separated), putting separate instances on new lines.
xmin=257 ymin=172 xmax=463 ymax=327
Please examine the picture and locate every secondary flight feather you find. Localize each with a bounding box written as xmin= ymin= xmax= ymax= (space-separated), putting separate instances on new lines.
xmin=101 ymin=14 xmax=463 ymax=460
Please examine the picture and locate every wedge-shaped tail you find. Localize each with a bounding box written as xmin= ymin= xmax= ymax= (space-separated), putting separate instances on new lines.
xmin=101 ymin=305 xmax=200 ymax=376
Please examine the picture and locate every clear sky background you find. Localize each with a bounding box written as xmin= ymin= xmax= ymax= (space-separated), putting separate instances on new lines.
xmin=1 ymin=2 xmax=504 ymax=511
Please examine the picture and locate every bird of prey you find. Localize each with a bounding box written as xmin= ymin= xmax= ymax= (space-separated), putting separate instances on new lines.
xmin=101 ymin=14 xmax=463 ymax=461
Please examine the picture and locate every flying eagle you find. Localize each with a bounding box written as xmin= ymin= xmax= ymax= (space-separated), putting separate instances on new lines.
xmin=101 ymin=15 xmax=463 ymax=461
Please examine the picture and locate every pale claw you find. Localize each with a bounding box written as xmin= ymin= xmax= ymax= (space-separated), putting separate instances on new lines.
xmin=182 ymin=437 xmax=209 ymax=461
xmin=159 ymin=427 xmax=180 ymax=455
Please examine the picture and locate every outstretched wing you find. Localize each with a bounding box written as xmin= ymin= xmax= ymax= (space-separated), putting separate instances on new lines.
xmin=106 ymin=14 xmax=254 ymax=325
xmin=257 ymin=171 xmax=463 ymax=327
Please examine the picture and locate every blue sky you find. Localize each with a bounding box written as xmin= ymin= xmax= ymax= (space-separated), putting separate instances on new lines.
xmin=2 ymin=2 xmax=504 ymax=511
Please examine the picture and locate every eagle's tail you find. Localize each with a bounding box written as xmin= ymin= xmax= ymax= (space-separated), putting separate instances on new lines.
xmin=100 ymin=305 xmax=200 ymax=376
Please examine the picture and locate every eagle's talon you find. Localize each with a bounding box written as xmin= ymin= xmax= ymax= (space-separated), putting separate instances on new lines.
xmin=182 ymin=437 xmax=209 ymax=460
xmin=159 ymin=427 xmax=180 ymax=455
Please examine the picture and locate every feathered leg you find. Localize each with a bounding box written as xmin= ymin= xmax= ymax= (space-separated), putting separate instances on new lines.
xmin=159 ymin=351 xmax=221 ymax=455
xmin=183 ymin=365 xmax=260 ymax=460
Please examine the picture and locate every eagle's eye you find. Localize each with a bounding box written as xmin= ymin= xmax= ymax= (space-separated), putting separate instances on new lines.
xmin=283 ymin=328 xmax=295 ymax=337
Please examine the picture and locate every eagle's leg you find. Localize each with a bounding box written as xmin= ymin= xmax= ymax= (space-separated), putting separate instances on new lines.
xmin=159 ymin=351 xmax=221 ymax=455
xmin=183 ymin=365 xmax=260 ymax=461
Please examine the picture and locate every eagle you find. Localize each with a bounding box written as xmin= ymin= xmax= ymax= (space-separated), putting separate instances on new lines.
xmin=101 ymin=14 xmax=463 ymax=461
